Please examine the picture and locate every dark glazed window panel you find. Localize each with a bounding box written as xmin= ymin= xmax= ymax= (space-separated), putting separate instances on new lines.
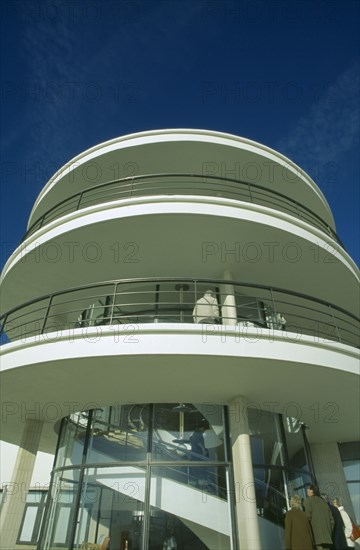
xmin=86 ymin=405 xmax=150 ymax=463
xmin=73 ymin=466 xmax=146 ymax=550
xmin=40 ymin=469 xmax=80 ymax=549
xmin=248 ymin=407 xmax=315 ymax=524
xmin=149 ymin=466 xmax=232 ymax=550
xmin=339 ymin=441 xmax=360 ymax=462
xmin=55 ymin=415 xmax=89 ymax=468
xmin=152 ymin=403 xmax=226 ymax=463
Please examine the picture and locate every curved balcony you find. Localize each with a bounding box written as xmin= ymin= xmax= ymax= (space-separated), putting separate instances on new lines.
xmin=1 ymin=278 xmax=358 ymax=348
xmin=22 ymin=173 xmax=344 ymax=247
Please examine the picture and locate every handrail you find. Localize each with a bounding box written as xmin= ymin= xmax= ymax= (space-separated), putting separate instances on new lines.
xmin=1 ymin=278 xmax=358 ymax=348
xmin=22 ymin=173 xmax=345 ymax=247
xmin=1 ymin=277 xmax=358 ymax=323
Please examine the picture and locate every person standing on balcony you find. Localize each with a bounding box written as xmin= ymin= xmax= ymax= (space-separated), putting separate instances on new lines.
xmin=192 ymin=290 xmax=220 ymax=323
xmin=285 ymin=495 xmax=314 ymax=550
xmin=277 ymin=312 xmax=287 ymax=330
xmin=304 ymin=485 xmax=334 ymax=549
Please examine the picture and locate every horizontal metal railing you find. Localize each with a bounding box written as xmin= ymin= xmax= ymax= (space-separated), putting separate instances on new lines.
xmin=1 ymin=278 xmax=358 ymax=348
xmin=253 ymin=464 xmax=314 ymax=525
xmin=23 ymin=173 xmax=344 ymax=247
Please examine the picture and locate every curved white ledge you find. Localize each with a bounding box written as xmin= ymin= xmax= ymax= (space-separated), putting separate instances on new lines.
xmin=28 ymin=129 xmax=334 ymax=228
xmin=1 ymin=323 xmax=358 ymax=367
xmin=1 ymin=325 xmax=359 ymax=447
xmin=4 ymin=196 xmax=358 ymax=283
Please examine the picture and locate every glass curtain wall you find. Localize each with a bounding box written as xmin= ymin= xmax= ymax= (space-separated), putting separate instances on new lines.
xmin=38 ymin=403 xmax=235 ymax=550
xmin=338 ymin=441 xmax=360 ymax=523
xmin=38 ymin=404 xmax=316 ymax=549
xmin=248 ymin=407 xmax=315 ymax=526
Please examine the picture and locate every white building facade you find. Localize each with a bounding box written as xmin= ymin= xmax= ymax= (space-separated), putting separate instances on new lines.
xmin=0 ymin=129 xmax=359 ymax=550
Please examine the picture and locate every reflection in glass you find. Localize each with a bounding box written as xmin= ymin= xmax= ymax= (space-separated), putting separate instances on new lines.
xmin=39 ymin=403 xmax=318 ymax=549
xmin=248 ymin=407 xmax=315 ymax=525
xmin=42 ymin=404 xmax=234 ymax=548
xmin=40 ymin=469 xmax=79 ymax=550
xmin=149 ymin=466 xmax=232 ymax=550
xmin=55 ymin=414 xmax=88 ymax=468
xmin=152 ymin=403 xmax=226 ymax=464
xmin=87 ymin=405 xmax=149 ymax=464
xmin=74 ymin=466 xmax=146 ymax=550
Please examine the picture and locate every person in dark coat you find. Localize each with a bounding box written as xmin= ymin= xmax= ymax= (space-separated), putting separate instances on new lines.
xmin=190 ymin=425 xmax=207 ymax=457
xmin=333 ymin=499 xmax=356 ymax=549
xmin=304 ymin=485 xmax=334 ymax=550
xmin=189 ymin=423 xmax=209 ymax=486
xmin=321 ymin=494 xmax=347 ymax=550
xmin=285 ymin=495 xmax=315 ymax=550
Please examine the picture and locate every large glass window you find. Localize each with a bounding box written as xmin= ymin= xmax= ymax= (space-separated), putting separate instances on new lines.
xmin=339 ymin=442 xmax=360 ymax=523
xmin=86 ymin=405 xmax=150 ymax=464
xmin=38 ymin=403 xmax=236 ymax=550
xmin=55 ymin=415 xmax=88 ymax=468
xmin=40 ymin=469 xmax=80 ymax=549
xmin=152 ymin=403 xmax=226 ymax=463
xmin=16 ymin=490 xmax=47 ymax=546
xmin=74 ymin=466 xmax=146 ymax=550
xmin=248 ymin=407 xmax=315 ymax=525
xmin=149 ymin=466 xmax=232 ymax=549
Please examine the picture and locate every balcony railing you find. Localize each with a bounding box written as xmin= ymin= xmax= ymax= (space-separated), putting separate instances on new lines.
xmin=1 ymin=278 xmax=358 ymax=348
xmin=23 ymin=173 xmax=344 ymax=247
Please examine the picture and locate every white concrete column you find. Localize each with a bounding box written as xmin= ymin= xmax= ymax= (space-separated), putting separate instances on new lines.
xmin=0 ymin=419 xmax=44 ymax=550
xmin=221 ymin=270 xmax=237 ymax=326
xmin=228 ymin=396 xmax=261 ymax=550
xmin=310 ymin=442 xmax=356 ymax=518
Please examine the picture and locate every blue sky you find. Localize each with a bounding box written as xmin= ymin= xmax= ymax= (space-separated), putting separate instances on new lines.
xmin=1 ymin=0 xmax=359 ymax=267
